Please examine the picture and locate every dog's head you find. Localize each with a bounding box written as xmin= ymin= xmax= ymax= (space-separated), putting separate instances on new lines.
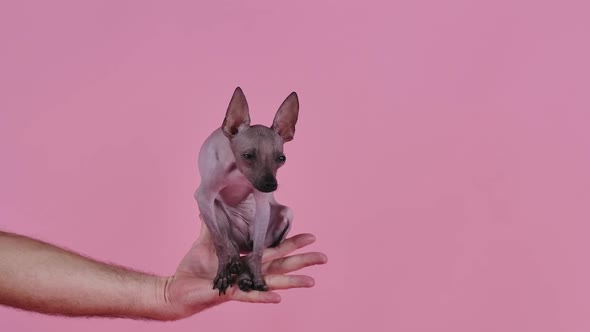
xmin=221 ymin=87 xmax=299 ymax=193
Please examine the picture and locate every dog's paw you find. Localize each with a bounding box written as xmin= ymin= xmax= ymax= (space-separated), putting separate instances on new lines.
xmin=237 ymin=274 xmax=254 ymax=292
xmin=213 ymin=254 xmax=243 ymax=295
xmin=237 ymin=254 xmax=268 ymax=292
xmin=229 ymin=259 xmax=243 ymax=275
xmin=213 ymin=274 xmax=231 ymax=295
xmin=251 ymin=276 xmax=268 ymax=291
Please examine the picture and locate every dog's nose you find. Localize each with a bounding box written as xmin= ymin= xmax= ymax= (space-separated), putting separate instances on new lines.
xmin=260 ymin=175 xmax=277 ymax=192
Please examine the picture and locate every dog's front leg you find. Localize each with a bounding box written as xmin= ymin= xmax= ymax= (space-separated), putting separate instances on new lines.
xmin=195 ymin=185 xmax=241 ymax=294
xmin=238 ymin=190 xmax=271 ymax=291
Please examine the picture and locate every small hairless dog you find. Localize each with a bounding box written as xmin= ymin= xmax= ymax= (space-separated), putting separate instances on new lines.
xmin=195 ymin=87 xmax=299 ymax=294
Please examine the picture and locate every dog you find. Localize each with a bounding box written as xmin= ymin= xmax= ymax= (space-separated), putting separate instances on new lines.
xmin=195 ymin=87 xmax=299 ymax=294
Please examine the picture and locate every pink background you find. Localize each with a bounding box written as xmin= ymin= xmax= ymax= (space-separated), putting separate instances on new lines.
xmin=1 ymin=0 xmax=589 ymax=331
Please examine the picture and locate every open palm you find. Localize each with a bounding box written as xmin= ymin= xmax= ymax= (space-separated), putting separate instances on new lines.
xmin=163 ymin=220 xmax=327 ymax=318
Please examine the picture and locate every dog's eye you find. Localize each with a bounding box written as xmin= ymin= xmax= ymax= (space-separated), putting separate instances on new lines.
xmin=276 ymin=155 xmax=286 ymax=163
xmin=243 ymin=153 xmax=254 ymax=160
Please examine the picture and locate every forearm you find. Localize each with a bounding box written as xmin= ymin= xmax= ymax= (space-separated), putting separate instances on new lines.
xmin=0 ymin=231 xmax=172 ymax=320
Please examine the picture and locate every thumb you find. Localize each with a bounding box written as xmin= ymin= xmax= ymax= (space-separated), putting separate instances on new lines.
xmin=197 ymin=218 xmax=214 ymax=245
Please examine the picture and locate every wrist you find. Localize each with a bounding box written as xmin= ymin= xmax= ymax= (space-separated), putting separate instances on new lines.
xmin=148 ymin=276 xmax=185 ymax=321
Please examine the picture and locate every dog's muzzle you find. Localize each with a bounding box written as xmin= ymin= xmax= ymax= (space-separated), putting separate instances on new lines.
xmin=256 ymin=175 xmax=278 ymax=192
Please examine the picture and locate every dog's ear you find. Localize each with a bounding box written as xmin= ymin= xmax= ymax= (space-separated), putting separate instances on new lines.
xmin=271 ymin=92 xmax=299 ymax=142
xmin=222 ymin=87 xmax=251 ymax=138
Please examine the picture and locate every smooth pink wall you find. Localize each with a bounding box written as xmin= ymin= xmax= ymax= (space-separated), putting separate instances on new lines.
xmin=1 ymin=1 xmax=589 ymax=331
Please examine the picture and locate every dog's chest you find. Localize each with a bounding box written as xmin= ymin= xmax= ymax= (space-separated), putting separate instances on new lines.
xmin=218 ymin=186 xmax=256 ymax=228
xmin=219 ymin=184 xmax=253 ymax=207
xmin=218 ymin=166 xmax=254 ymax=207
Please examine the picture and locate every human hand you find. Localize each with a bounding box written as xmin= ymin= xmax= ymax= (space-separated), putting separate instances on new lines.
xmin=159 ymin=221 xmax=328 ymax=320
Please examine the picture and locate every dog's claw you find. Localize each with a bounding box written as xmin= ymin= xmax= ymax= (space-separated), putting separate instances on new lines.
xmin=213 ymin=275 xmax=231 ymax=295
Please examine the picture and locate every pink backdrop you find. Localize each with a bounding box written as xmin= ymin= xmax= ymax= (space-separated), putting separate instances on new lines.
xmin=1 ymin=1 xmax=589 ymax=331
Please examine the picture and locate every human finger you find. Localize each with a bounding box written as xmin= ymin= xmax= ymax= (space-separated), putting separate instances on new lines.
xmin=264 ymin=252 xmax=328 ymax=275
xmin=264 ymin=274 xmax=315 ymax=290
xmin=229 ymin=290 xmax=282 ymax=304
xmin=262 ymin=233 xmax=316 ymax=262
